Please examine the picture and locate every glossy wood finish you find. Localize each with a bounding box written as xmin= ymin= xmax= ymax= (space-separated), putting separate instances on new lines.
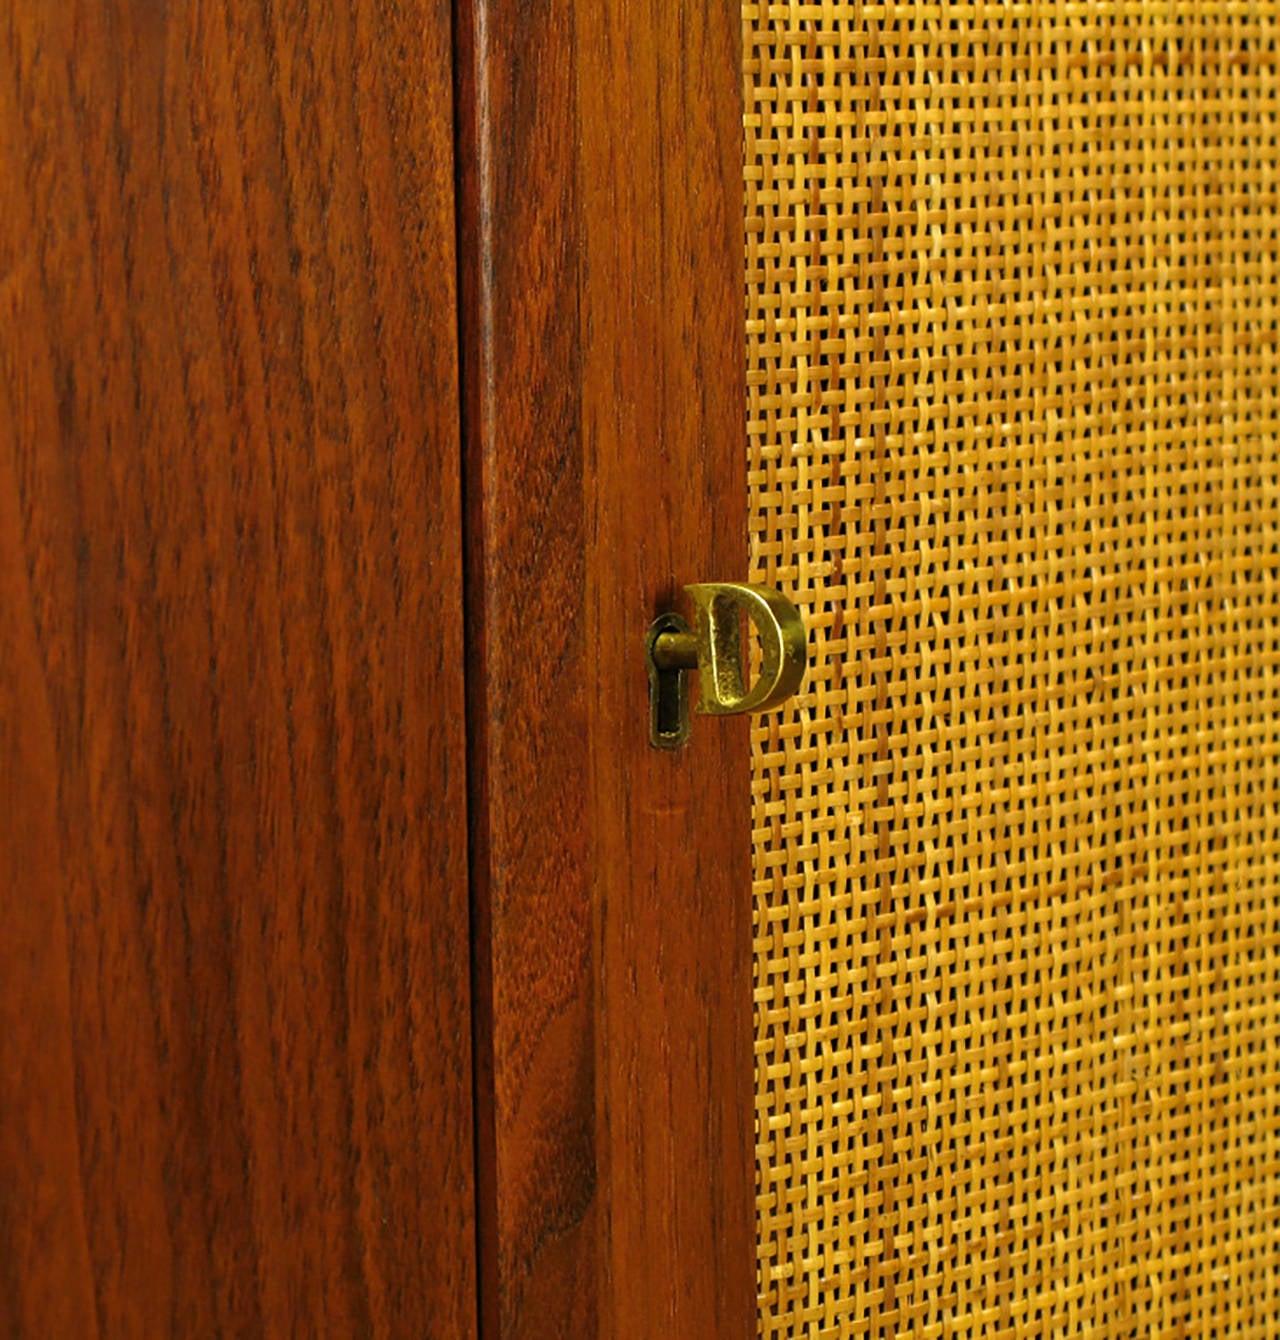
xmin=578 ymin=5 xmax=754 ymax=1331
xmin=456 ymin=0 xmax=754 ymax=1333
xmin=454 ymin=3 xmax=597 ymax=1334
xmin=0 ymin=3 xmax=475 ymax=1335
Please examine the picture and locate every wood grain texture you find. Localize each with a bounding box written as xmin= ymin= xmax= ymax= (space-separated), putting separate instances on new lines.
xmin=454 ymin=2 xmax=598 ymax=1336
xmin=457 ymin=0 xmax=754 ymax=1333
xmin=577 ymin=3 xmax=754 ymax=1334
xmin=0 ymin=3 xmax=475 ymax=1336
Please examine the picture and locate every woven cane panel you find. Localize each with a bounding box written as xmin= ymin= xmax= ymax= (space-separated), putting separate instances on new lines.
xmin=745 ymin=4 xmax=1280 ymax=1336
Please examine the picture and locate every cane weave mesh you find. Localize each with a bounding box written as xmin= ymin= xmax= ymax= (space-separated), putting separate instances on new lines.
xmin=745 ymin=4 xmax=1280 ymax=1336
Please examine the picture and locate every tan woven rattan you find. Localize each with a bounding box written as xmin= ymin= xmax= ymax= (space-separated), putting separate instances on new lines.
xmin=745 ymin=4 xmax=1280 ymax=1334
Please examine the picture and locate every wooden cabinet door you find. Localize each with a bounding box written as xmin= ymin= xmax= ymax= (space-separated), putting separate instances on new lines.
xmin=10 ymin=3 xmax=1280 ymax=1339
xmin=456 ymin=2 xmax=758 ymax=1336
xmin=0 ymin=3 xmax=474 ymax=1335
xmin=462 ymin=2 xmax=1280 ymax=1338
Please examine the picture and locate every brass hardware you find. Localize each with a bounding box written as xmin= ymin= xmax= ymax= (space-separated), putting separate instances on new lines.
xmin=646 ymin=582 xmax=807 ymax=749
xmin=646 ymin=612 xmax=694 ymax=749
xmin=685 ymin=583 xmax=807 ymax=715
xmin=649 ymin=629 xmax=699 ymax=673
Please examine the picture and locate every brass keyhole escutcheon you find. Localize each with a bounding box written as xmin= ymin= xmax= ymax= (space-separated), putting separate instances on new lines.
xmin=645 ymin=582 xmax=807 ymax=749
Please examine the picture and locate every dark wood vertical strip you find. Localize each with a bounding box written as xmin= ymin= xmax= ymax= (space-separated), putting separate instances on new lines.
xmin=0 ymin=1 xmax=475 ymax=1334
xmin=457 ymin=0 xmax=752 ymax=1334
xmin=576 ymin=2 xmax=754 ymax=1335
xmin=453 ymin=3 xmax=598 ymax=1338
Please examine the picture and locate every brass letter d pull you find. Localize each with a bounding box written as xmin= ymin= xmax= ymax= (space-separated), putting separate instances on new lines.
xmin=646 ymin=583 xmax=806 ymax=749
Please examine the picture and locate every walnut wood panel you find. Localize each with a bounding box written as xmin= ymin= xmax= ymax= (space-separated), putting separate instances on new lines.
xmin=0 ymin=3 xmax=474 ymax=1336
xmin=456 ymin=0 xmax=754 ymax=1334
xmin=453 ymin=2 xmax=596 ymax=1334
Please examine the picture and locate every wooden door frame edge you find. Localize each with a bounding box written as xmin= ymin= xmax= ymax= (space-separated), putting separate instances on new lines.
xmin=454 ymin=1 xmax=754 ymax=1334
